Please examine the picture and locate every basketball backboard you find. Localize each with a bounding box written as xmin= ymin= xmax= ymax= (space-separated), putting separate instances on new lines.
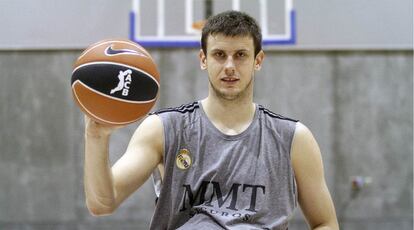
xmin=129 ymin=0 xmax=296 ymax=47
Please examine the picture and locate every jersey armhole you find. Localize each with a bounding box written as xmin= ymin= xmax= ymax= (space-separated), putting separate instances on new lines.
xmin=151 ymin=113 xmax=168 ymax=201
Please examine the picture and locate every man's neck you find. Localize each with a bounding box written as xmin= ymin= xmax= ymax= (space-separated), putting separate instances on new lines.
xmin=200 ymin=96 xmax=256 ymax=135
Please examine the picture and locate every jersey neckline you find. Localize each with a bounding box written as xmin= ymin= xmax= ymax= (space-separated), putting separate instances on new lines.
xmin=197 ymin=101 xmax=259 ymax=140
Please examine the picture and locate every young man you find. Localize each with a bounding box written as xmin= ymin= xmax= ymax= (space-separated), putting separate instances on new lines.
xmin=83 ymin=11 xmax=339 ymax=230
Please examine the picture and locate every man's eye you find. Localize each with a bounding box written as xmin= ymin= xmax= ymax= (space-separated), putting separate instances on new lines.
xmin=214 ymin=52 xmax=224 ymax=57
xmin=236 ymin=52 xmax=247 ymax=58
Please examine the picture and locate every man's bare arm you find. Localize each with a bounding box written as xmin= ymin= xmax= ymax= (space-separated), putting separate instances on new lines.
xmin=84 ymin=115 xmax=163 ymax=215
xmin=291 ymin=122 xmax=339 ymax=230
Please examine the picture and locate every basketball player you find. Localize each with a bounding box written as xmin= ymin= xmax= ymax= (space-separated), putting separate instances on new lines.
xmin=83 ymin=11 xmax=339 ymax=230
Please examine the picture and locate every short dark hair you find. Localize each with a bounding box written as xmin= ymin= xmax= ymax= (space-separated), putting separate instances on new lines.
xmin=201 ymin=10 xmax=262 ymax=57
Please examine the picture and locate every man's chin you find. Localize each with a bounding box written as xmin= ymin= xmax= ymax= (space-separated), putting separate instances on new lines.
xmin=215 ymin=90 xmax=241 ymax=101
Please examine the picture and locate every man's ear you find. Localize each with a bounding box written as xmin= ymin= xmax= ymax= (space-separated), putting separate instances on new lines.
xmin=199 ymin=49 xmax=207 ymax=70
xmin=254 ymin=50 xmax=265 ymax=71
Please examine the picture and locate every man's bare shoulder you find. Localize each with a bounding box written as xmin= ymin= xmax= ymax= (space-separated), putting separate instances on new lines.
xmin=128 ymin=114 xmax=164 ymax=155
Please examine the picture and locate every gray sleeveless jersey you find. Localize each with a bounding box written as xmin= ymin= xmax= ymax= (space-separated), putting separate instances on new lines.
xmin=149 ymin=102 xmax=298 ymax=230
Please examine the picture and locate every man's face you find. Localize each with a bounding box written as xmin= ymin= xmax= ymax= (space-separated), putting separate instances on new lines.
xmin=199 ymin=34 xmax=264 ymax=101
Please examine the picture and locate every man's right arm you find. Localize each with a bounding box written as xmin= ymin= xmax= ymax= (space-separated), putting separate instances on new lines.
xmin=83 ymin=114 xmax=164 ymax=216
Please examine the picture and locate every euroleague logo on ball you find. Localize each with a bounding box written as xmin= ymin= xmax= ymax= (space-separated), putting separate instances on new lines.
xmin=110 ymin=69 xmax=133 ymax=96
xmin=104 ymin=44 xmax=148 ymax=97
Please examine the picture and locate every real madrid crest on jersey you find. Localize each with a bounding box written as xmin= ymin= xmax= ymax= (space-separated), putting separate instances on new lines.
xmin=176 ymin=149 xmax=192 ymax=170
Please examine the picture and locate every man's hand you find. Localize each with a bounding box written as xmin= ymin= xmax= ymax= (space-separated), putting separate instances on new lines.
xmin=84 ymin=115 xmax=124 ymax=138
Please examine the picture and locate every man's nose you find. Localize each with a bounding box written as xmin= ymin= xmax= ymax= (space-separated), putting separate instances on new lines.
xmin=224 ymin=57 xmax=235 ymax=76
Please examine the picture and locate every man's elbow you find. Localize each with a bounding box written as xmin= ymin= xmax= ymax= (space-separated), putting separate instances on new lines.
xmin=86 ymin=200 xmax=116 ymax=216
xmin=312 ymin=222 xmax=339 ymax=230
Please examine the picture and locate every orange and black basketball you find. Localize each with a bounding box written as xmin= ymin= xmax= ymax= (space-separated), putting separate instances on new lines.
xmin=71 ymin=38 xmax=160 ymax=125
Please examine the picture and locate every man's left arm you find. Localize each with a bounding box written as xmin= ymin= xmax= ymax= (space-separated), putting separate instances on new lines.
xmin=291 ymin=122 xmax=339 ymax=230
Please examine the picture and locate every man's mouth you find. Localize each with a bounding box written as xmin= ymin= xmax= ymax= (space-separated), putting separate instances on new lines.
xmin=221 ymin=77 xmax=239 ymax=82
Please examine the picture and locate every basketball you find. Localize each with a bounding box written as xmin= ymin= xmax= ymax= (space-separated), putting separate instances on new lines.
xmin=71 ymin=38 xmax=160 ymax=125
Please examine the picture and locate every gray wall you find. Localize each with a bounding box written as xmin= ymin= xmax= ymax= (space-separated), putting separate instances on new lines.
xmin=0 ymin=49 xmax=412 ymax=229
